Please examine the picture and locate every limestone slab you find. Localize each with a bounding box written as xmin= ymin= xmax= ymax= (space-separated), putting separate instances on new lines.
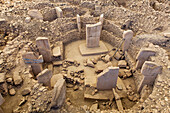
xmin=55 ymin=7 xmax=63 ymax=18
xmin=37 ymin=69 xmax=52 ymax=87
xmin=50 ymin=74 xmax=63 ymax=88
xmin=79 ymin=41 xmax=108 ymax=56
xmin=51 ymin=78 xmax=66 ymax=109
xmin=97 ymin=67 xmax=119 ymax=90
xmin=53 ymin=46 xmax=61 ymax=57
xmin=36 ymin=37 xmax=52 ymax=62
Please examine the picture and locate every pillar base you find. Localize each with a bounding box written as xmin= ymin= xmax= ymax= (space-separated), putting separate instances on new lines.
xmin=79 ymin=41 xmax=108 ymax=56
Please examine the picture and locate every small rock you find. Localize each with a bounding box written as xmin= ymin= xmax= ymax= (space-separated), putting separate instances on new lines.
xmin=87 ymin=59 xmax=95 ymax=68
xmin=118 ymin=60 xmax=127 ymax=68
xmin=9 ymin=88 xmax=16 ymax=96
xmin=21 ymin=88 xmax=31 ymax=96
xmin=13 ymin=72 xmax=22 ymax=85
xmin=90 ymin=103 xmax=98 ymax=111
xmin=19 ymin=97 xmax=27 ymax=106
xmin=25 ymin=17 xmax=31 ymax=23
xmin=104 ymin=54 xmax=112 ymax=62
xmin=73 ymin=85 xmax=79 ymax=91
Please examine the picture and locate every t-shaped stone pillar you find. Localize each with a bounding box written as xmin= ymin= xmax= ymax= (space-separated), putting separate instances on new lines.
xmin=36 ymin=37 xmax=52 ymax=63
xmin=86 ymin=22 xmax=102 ymax=48
xmin=138 ymin=61 xmax=162 ymax=93
xmin=122 ymin=30 xmax=133 ymax=52
xmin=22 ymin=52 xmax=43 ymax=76
xmin=97 ymin=67 xmax=119 ymax=90
xmin=136 ymin=48 xmax=156 ymax=69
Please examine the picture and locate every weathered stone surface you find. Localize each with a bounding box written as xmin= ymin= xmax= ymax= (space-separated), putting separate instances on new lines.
xmin=42 ymin=8 xmax=57 ymax=21
xmin=50 ymin=74 xmax=63 ymax=88
xmin=21 ymin=88 xmax=31 ymax=96
xmin=28 ymin=9 xmax=43 ymax=20
xmin=25 ymin=17 xmax=31 ymax=23
xmin=118 ymin=60 xmax=127 ymax=68
xmin=97 ymin=67 xmax=119 ymax=90
xmin=0 ymin=73 xmax=5 ymax=83
xmin=136 ymin=48 xmax=156 ymax=69
xmin=36 ymin=37 xmax=52 ymax=63
xmin=112 ymin=88 xmax=123 ymax=111
xmin=0 ymin=93 xmax=4 ymax=105
xmin=53 ymin=61 xmax=63 ymax=66
xmin=99 ymin=14 xmax=104 ymax=24
xmin=53 ymin=46 xmax=61 ymax=57
xmin=22 ymin=52 xmax=43 ymax=75
xmin=86 ymin=22 xmax=102 ymax=48
xmin=90 ymin=103 xmax=98 ymax=111
xmin=37 ymin=69 xmax=52 ymax=87
xmin=79 ymin=41 xmax=108 ymax=56
xmin=13 ymin=71 xmax=22 ymax=85
xmin=87 ymin=59 xmax=95 ymax=68
xmin=51 ymin=78 xmax=66 ymax=109
xmin=139 ymin=85 xmax=152 ymax=102
xmin=77 ymin=14 xmax=81 ymax=32
xmin=55 ymin=7 xmax=63 ymax=18
xmin=138 ymin=61 xmax=162 ymax=92
xmin=9 ymin=88 xmax=16 ymax=96
xmin=95 ymin=62 xmax=112 ymax=73
xmin=122 ymin=30 xmax=133 ymax=52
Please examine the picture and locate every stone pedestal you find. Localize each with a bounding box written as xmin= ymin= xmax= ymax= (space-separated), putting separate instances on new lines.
xmin=22 ymin=52 xmax=43 ymax=76
xmin=136 ymin=48 xmax=156 ymax=69
xmin=36 ymin=37 xmax=52 ymax=63
xmin=138 ymin=61 xmax=162 ymax=92
xmin=97 ymin=67 xmax=119 ymax=90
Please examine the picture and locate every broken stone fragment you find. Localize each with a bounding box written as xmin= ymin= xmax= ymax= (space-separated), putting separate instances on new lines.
xmin=21 ymin=88 xmax=31 ymax=96
xmin=52 ymin=61 xmax=63 ymax=66
xmin=9 ymin=88 xmax=16 ymax=96
xmin=87 ymin=59 xmax=95 ymax=68
xmin=112 ymin=88 xmax=123 ymax=111
xmin=104 ymin=54 xmax=112 ymax=63
xmin=28 ymin=9 xmax=43 ymax=20
xmin=90 ymin=103 xmax=98 ymax=112
xmin=19 ymin=97 xmax=27 ymax=106
xmin=13 ymin=72 xmax=22 ymax=85
xmin=118 ymin=60 xmax=127 ymax=68
xmin=50 ymin=74 xmax=63 ymax=88
xmin=0 ymin=93 xmax=5 ymax=105
xmin=0 ymin=73 xmax=5 ymax=83
xmin=51 ymin=78 xmax=66 ymax=109
xmin=37 ymin=69 xmax=52 ymax=87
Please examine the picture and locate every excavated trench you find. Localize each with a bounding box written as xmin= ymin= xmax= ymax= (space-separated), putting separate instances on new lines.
xmin=0 ymin=0 xmax=169 ymax=113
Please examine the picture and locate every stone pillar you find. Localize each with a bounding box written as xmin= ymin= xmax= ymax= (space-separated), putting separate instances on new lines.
xmin=138 ymin=61 xmax=162 ymax=93
xmin=55 ymin=7 xmax=63 ymax=18
xmin=51 ymin=78 xmax=66 ymax=109
xmin=86 ymin=22 xmax=102 ymax=48
xmin=122 ymin=30 xmax=133 ymax=52
xmin=37 ymin=69 xmax=52 ymax=88
xmin=97 ymin=67 xmax=119 ymax=90
xmin=99 ymin=14 xmax=104 ymax=25
xmin=22 ymin=52 xmax=43 ymax=76
xmin=77 ymin=14 xmax=81 ymax=32
xmin=36 ymin=37 xmax=52 ymax=63
xmin=136 ymin=48 xmax=156 ymax=69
